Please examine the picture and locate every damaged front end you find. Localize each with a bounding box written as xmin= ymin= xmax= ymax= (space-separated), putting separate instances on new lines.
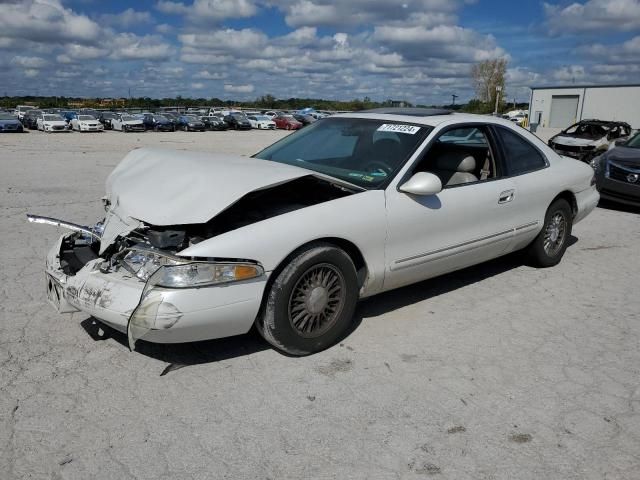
xmin=29 ymin=148 xmax=361 ymax=350
xmin=29 ymin=214 xmax=265 ymax=351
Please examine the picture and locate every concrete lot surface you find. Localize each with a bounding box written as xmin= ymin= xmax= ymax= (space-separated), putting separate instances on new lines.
xmin=1 ymin=130 xmax=639 ymax=480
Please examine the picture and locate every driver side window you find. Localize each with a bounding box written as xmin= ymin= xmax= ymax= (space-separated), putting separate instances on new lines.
xmin=413 ymin=125 xmax=498 ymax=187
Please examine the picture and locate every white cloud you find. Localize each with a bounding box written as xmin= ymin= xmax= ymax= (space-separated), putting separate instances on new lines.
xmin=0 ymin=0 xmax=102 ymax=45
xmin=156 ymin=0 xmax=258 ymax=23
xmin=56 ymin=44 xmax=109 ymax=63
xmin=579 ymin=35 xmax=640 ymax=63
xmin=155 ymin=23 xmax=174 ymax=34
xmin=194 ymin=69 xmax=227 ymax=79
xmin=191 ymin=82 xmax=205 ymax=89
xmin=99 ymin=8 xmax=153 ymax=28
xmin=277 ymin=0 xmax=462 ymax=28
xmin=551 ymin=65 xmax=586 ymax=82
xmin=11 ymin=55 xmax=48 ymax=68
xmin=373 ymin=24 xmax=507 ymax=62
xmin=545 ymin=0 xmax=640 ymax=34
xmin=224 ymin=83 xmax=255 ymax=93
xmin=110 ymin=33 xmax=174 ymax=61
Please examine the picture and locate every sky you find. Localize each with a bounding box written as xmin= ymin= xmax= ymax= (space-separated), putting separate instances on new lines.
xmin=0 ymin=0 xmax=639 ymax=104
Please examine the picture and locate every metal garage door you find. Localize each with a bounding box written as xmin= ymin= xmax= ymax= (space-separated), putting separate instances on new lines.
xmin=549 ymin=95 xmax=579 ymax=128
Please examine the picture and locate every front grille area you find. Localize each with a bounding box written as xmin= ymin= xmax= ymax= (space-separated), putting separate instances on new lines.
xmin=552 ymin=143 xmax=595 ymax=154
xmin=608 ymin=162 xmax=640 ymax=184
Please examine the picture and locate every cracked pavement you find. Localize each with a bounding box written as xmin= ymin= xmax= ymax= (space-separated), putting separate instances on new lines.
xmin=1 ymin=130 xmax=639 ymax=479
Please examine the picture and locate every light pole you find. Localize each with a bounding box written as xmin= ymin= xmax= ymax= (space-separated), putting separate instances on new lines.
xmin=494 ymin=85 xmax=502 ymax=116
xmin=451 ymin=94 xmax=458 ymax=106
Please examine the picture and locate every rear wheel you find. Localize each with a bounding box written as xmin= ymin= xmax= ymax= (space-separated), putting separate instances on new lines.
xmin=257 ymin=244 xmax=359 ymax=356
xmin=525 ymin=198 xmax=573 ymax=267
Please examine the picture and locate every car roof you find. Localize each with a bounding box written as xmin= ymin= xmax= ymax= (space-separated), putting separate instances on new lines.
xmin=575 ymin=119 xmax=630 ymax=127
xmin=335 ymin=110 xmax=518 ymax=128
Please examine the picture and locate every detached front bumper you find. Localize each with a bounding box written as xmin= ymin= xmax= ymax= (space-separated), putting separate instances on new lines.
xmin=45 ymin=234 xmax=267 ymax=347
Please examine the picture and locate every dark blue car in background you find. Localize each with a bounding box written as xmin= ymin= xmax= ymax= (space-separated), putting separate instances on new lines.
xmin=0 ymin=112 xmax=24 ymax=132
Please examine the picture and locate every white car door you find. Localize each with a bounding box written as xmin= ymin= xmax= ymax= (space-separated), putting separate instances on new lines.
xmin=112 ymin=116 xmax=122 ymax=130
xmin=383 ymin=124 xmax=522 ymax=291
xmin=490 ymin=125 xmax=552 ymax=251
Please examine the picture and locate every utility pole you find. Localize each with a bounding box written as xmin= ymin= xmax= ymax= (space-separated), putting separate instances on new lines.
xmin=451 ymin=94 xmax=458 ymax=106
xmin=494 ymin=85 xmax=502 ymax=116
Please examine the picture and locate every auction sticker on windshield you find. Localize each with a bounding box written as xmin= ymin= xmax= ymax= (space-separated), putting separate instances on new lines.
xmin=377 ymin=124 xmax=421 ymax=134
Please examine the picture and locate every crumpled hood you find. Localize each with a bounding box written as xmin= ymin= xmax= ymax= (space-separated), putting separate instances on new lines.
xmin=99 ymin=148 xmax=313 ymax=253
xmin=552 ymin=135 xmax=604 ymax=147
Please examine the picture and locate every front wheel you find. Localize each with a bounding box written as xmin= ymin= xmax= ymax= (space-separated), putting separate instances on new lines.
xmin=257 ymin=244 xmax=359 ymax=356
xmin=525 ymin=198 xmax=573 ymax=267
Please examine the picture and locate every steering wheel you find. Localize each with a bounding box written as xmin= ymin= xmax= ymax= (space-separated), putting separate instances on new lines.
xmin=365 ymin=160 xmax=393 ymax=176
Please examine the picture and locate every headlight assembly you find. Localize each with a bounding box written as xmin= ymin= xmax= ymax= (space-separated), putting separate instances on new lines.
xmin=120 ymin=247 xmax=263 ymax=287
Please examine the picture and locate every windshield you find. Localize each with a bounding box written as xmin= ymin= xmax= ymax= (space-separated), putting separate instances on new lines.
xmin=44 ymin=115 xmax=63 ymax=121
xmin=121 ymin=115 xmax=137 ymax=121
xmin=254 ymin=117 xmax=431 ymax=189
xmin=231 ymin=113 xmax=247 ymax=119
xmin=255 ymin=116 xmax=270 ymax=121
xmin=185 ymin=115 xmax=200 ymax=121
xmin=625 ymin=132 xmax=640 ymax=148
xmin=155 ymin=115 xmax=168 ymax=121
xmin=78 ymin=115 xmax=94 ymax=120
xmin=102 ymin=113 xmax=116 ymax=119
xmin=0 ymin=114 xmax=16 ymax=120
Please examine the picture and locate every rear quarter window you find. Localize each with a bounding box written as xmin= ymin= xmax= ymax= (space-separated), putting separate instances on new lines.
xmin=495 ymin=127 xmax=547 ymax=176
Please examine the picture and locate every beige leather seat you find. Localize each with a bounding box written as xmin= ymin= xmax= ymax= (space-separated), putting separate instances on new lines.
xmin=430 ymin=152 xmax=478 ymax=186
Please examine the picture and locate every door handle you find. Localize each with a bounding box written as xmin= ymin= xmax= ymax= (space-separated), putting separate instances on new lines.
xmin=498 ymin=189 xmax=515 ymax=204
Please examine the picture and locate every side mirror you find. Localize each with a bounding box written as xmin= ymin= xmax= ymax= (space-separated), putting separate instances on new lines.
xmin=399 ymin=172 xmax=442 ymax=196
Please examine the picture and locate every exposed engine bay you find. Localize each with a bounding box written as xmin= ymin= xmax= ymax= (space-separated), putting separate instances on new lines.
xmin=34 ymin=175 xmax=357 ymax=278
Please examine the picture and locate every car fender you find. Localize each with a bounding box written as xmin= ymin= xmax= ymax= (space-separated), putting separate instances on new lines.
xmin=178 ymin=190 xmax=387 ymax=297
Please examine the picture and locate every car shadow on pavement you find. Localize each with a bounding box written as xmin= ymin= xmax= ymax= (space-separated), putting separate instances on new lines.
xmin=351 ymin=239 xmax=574 ymax=322
xmin=80 ymin=239 xmax=579 ymax=373
xmin=597 ymin=200 xmax=640 ymax=214
xmin=80 ymin=318 xmax=269 ymax=375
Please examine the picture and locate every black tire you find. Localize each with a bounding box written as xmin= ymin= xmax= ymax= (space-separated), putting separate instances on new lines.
xmin=525 ymin=198 xmax=573 ymax=267
xmin=257 ymin=244 xmax=359 ymax=356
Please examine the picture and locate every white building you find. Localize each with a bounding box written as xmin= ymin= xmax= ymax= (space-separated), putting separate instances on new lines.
xmin=528 ymin=84 xmax=640 ymax=130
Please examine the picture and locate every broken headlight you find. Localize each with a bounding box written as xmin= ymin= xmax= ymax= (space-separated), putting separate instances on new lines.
xmin=121 ymin=248 xmax=263 ymax=287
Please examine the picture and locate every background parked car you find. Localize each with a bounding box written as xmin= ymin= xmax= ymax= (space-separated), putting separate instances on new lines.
xmin=548 ymin=120 xmax=632 ymax=163
xmin=273 ymin=114 xmax=302 ymax=130
xmin=61 ymin=111 xmax=79 ymax=124
xmin=592 ymin=131 xmax=640 ymax=207
xmin=198 ymin=116 xmax=226 ymax=131
xmin=224 ymin=112 xmax=252 ymax=130
xmin=292 ymin=113 xmax=316 ymax=127
xmin=22 ymin=109 xmax=44 ymax=130
xmin=98 ymin=112 xmax=117 ymax=130
xmin=14 ymin=105 xmax=37 ymax=120
xmin=248 ymin=115 xmax=276 ymax=130
xmin=177 ymin=115 xmax=205 ymax=131
xmin=142 ymin=113 xmax=175 ymax=131
xmin=37 ymin=113 xmax=70 ymax=132
xmin=112 ymin=114 xmax=145 ymax=132
xmin=70 ymin=115 xmax=104 ymax=132
xmin=0 ymin=112 xmax=24 ymax=132
xmin=162 ymin=112 xmax=181 ymax=128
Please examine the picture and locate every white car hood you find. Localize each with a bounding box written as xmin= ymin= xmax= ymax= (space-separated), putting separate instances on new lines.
xmin=552 ymin=135 xmax=603 ymax=147
xmin=122 ymin=119 xmax=143 ymax=125
xmin=44 ymin=121 xmax=66 ymax=126
xmin=99 ymin=148 xmax=314 ymax=252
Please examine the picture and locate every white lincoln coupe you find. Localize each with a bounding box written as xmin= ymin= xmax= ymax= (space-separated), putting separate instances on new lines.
xmin=29 ymin=108 xmax=599 ymax=355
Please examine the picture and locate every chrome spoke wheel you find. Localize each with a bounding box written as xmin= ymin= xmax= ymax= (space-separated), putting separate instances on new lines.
xmin=543 ymin=212 xmax=567 ymax=256
xmin=288 ymin=263 xmax=346 ymax=338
